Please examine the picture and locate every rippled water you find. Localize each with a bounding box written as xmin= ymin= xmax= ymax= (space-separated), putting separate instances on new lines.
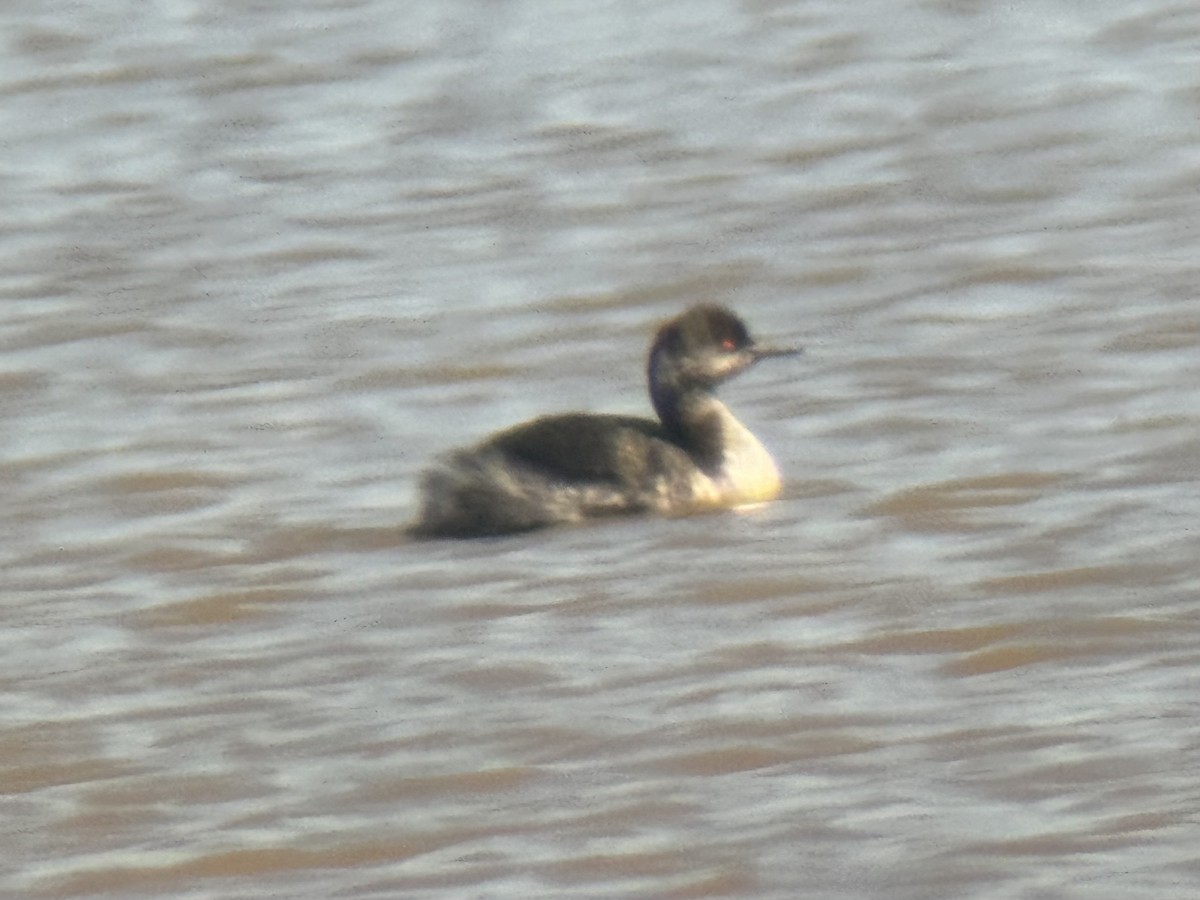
xmin=3 ymin=1 xmax=1199 ymax=897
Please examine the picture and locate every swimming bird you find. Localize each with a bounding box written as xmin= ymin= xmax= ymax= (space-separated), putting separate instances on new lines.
xmin=411 ymin=304 xmax=800 ymax=537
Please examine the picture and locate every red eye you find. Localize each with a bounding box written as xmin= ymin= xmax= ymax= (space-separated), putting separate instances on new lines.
xmin=721 ymin=338 xmax=736 ymax=350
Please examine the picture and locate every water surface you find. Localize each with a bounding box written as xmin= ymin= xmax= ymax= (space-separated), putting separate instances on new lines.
xmin=3 ymin=1 xmax=1199 ymax=897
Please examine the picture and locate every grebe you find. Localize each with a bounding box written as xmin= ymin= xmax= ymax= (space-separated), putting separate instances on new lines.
xmin=411 ymin=304 xmax=800 ymax=538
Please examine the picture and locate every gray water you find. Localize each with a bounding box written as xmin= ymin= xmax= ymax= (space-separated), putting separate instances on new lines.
xmin=3 ymin=1 xmax=1199 ymax=897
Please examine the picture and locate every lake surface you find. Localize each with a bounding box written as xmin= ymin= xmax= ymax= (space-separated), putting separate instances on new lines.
xmin=3 ymin=1 xmax=1199 ymax=897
